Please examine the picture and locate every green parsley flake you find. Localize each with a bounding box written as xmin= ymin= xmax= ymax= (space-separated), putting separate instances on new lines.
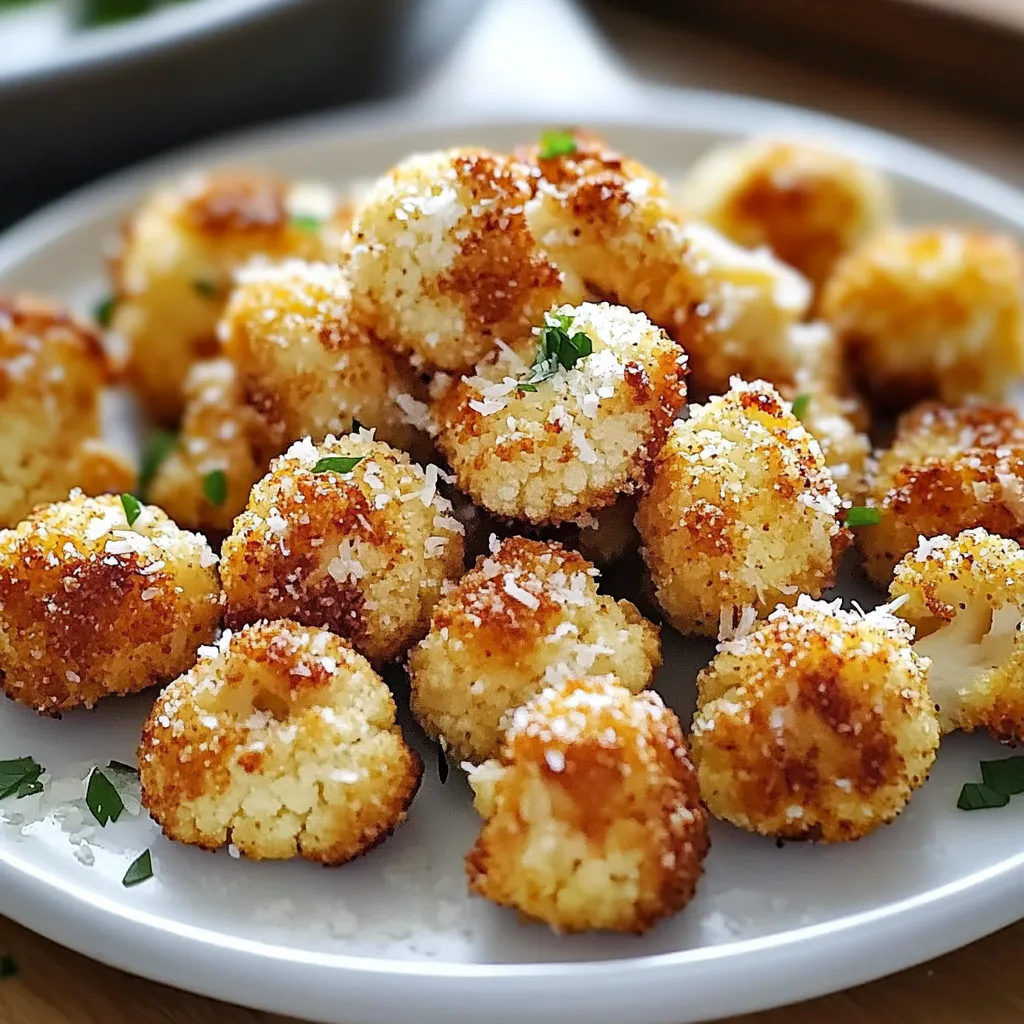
xmin=202 ymin=469 xmax=228 ymax=507
xmin=122 ymin=849 xmax=153 ymax=887
xmin=120 ymin=492 xmax=142 ymax=528
xmin=193 ymin=278 xmax=221 ymax=299
xmin=0 ymin=955 xmax=17 ymax=980
xmin=0 ymin=757 xmax=44 ymax=802
xmin=312 ymin=456 xmax=364 ymax=475
xmin=86 ymin=767 xmax=124 ymax=827
xmin=980 ymin=755 xmax=1024 ymax=796
xmin=290 ymin=214 xmax=323 ymax=233
xmin=93 ymin=295 xmax=116 ymax=329
xmin=844 ymin=506 xmax=882 ymax=528
xmin=137 ymin=429 xmax=178 ymax=499
xmin=957 ymin=782 xmax=1010 ymax=811
xmin=519 ymin=312 xmax=594 ymax=391
xmin=791 ymin=393 xmax=811 ymax=421
xmin=538 ymin=130 xmax=578 ymax=160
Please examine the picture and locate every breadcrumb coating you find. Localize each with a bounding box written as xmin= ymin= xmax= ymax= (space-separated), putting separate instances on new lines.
xmin=692 ymin=596 xmax=938 ymax=842
xmin=409 ymin=536 xmax=660 ymax=763
xmin=347 ymin=148 xmax=575 ymax=372
xmin=822 ymin=228 xmax=1024 ymax=408
xmin=0 ymin=492 xmax=220 ymax=713
xmin=112 ymin=170 xmax=349 ymax=421
xmin=637 ymin=378 xmax=850 ymax=636
xmin=140 ymin=619 xmax=421 ymax=862
xmin=892 ymin=529 xmax=1024 ymax=742
xmin=466 ymin=677 xmax=708 ymax=934
xmin=220 ymin=433 xmax=464 ymax=665
xmin=0 ymin=294 xmax=133 ymax=527
xmin=219 ymin=259 xmax=426 ymax=455
xmin=148 ymin=358 xmax=279 ymax=534
xmin=678 ymin=138 xmax=892 ymax=289
xmin=858 ymin=402 xmax=1024 ymax=586
xmin=433 ymin=302 xmax=686 ymax=524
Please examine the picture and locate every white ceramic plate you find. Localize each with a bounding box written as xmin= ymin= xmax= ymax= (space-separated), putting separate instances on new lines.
xmin=2 ymin=94 xmax=1024 ymax=1024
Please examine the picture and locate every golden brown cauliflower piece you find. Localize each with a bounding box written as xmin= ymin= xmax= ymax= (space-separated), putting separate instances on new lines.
xmin=219 ymin=259 xmax=427 ymax=455
xmin=140 ymin=619 xmax=421 ymax=862
xmin=347 ymin=148 xmax=576 ymax=373
xmin=821 ymin=228 xmax=1024 ymax=408
xmin=858 ymin=402 xmax=1024 ymax=586
xmin=0 ymin=294 xmax=134 ymax=527
xmin=692 ymin=596 xmax=939 ymax=842
xmin=147 ymin=359 xmax=279 ymax=534
xmin=112 ymin=170 xmax=349 ymax=421
xmin=891 ymin=529 xmax=1024 ymax=742
xmin=220 ymin=433 xmax=464 ymax=666
xmin=409 ymin=536 xmax=660 ymax=764
xmin=433 ymin=302 xmax=686 ymax=525
xmin=636 ymin=378 xmax=850 ymax=636
xmin=678 ymin=138 xmax=892 ymax=289
xmin=466 ymin=676 xmax=708 ymax=934
xmin=0 ymin=492 xmax=220 ymax=713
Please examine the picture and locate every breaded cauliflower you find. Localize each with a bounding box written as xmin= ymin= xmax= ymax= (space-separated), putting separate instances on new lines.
xmin=0 ymin=492 xmax=220 ymax=713
xmin=692 ymin=596 xmax=939 ymax=842
xmin=112 ymin=170 xmax=349 ymax=421
xmin=891 ymin=529 xmax=1024 ymax=742
xmin=220 ymin=433 xmax=464 ymax=665
xmin=821 ymin=228 xmax=1024 ymax=407
xmin=147 ymin=358 xmax=279 ymax=534
xmin=346 ymin=148 xmax=575 ymax=372
xmin=636 ymin=378 xmax=850 ymax=636
xmin=140 ymin=619 xmax=421 ymax=862
xmin=677 ymin=138 xmax=892 ymax=289
xmin=433 ymin=302 xmax=686 ymax=524
xmin=858 ymin=402 xmax=1024 ymax=586
xmin=0 ymin=294 xmax=134 ymax=527
xmin=219 ymin=259 xmax=427 ymax=455
xmin=409 ymin=536 xmax=660 ymax=763
xmin=466 ymin=677 xmax=708 ymax=934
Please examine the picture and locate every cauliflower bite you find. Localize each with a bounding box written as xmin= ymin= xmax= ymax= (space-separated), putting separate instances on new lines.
xmin=859 ymin=402 xmax=1024 ymax=586
xmin=220 ymin=433 xmax=464 ymax=665
xmin=409 ymin=536 xmax=660 ymax=763
xmin=148 ymin=359 xmax=279 ymax=534
xmin=821 ymin=228 xmax=1024 ymax=407
xmin=433 ymin=302 xmax=686 ymax=524
xmin=0 ymin=492 xmax=220 ymax=713
xmin=891 ymin=529 xmax=1024 ymax=742
xmin=636 ymin=379 xmax=850 ymax=636
xmin=346 ymin=148 xmax=575 ymax=372
xmin=692 ymin=596 xmax=938 ymax=842
xmin=219 ymin=259 xmax=426 ymax=455
xmin=140 ymin=619 xmax=421 ymax=862
xmin=466 ymin=677 xmax=708 ymax=934
xmin=678 ymin=138 xmax=892 ymax=289
xmin=112 ymin=170 xmax=349 ymax=421
xmin=0 ymin=294 xmax=134 ymax=528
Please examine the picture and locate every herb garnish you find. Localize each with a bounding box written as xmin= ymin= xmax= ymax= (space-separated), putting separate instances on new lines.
xmin=202 ymin=469 xmax=228 ymax=507
xmin=958 ymin=782 xmax=1010 ymax=811
xmin=518 ymin=312 xmax=593 ymax=391
xmin=86 ymin=767 xmax=124 ymax=827
xmin=538 ymin=130 xmax=577 ymax=160
xmin=844 ymin=506 xmax=882 ymax=528
xmin=93 ymin=295 xmax=116 ymax=329
xmin=290 ymin=214 xmax=322 ymax=233
xmin=122 ymin=849 xmax=153 ymax=887
xmin=0 ymin=757 xmax=44 ymax=801
xmin=791 ymin=393 xmax=810 ymax=421
xmin=958 ymin=756 xmax=1024 ymax=810
xmin=120 ymin=493 xmax=142 ymax=527
xmin=137 ymin=429 xmax=178 ymax=499
xmin=193 ymin=278 xmax=220 ymax=300
xmin=312 ymin=456 xmax=364 ymax=475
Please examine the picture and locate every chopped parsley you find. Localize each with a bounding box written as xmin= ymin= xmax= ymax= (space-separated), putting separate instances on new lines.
xmin=93 ymin=295 xmax=116 ymax=329
xmin=202 ymin=469 xmax=228 ymax=507
xmin=0 ymin=956 xmax=17 ymax=980
xmin=86 ymin=767 xmax=124 ymax=827
xmin=312 ymin=456 xmax=364 ymax=475
xmin=957 ymin=782 xmax=1010 ymax=811
xmin=538 ymin=129 xmax=578 ymax=160
xmin=290 ymin=214 xmax=323 ymax=233
xmin=436 ymin=739 xmax=449 ymax=785
xmin=844 ymin=506 xmax=882 ymax=528
xmin=0 ymin=757 xmax=44 ymax=801
xmin=120 ymin=492 xmax=142 ymax=527
xmin=791 ymin=393 xmax=811 ymax=421
xmin=122 ymin=849 xmax=153 ymax=887
xmin=137 ymin=429 xmax=178 ymax=499
xmin=519 ymin=312 xmax=593 ymax=391
xmin=193 ymin=278 xmax=221 ymax=300
xmin=980 ymin=755 xmax=1024 ymax=796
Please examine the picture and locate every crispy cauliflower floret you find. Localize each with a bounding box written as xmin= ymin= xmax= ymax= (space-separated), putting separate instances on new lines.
xmin=139 ymin=619 xmax=421 ymax=862
xmin=678 ymin=138 xmax=892 ymax=289
xmin=636 ymin=379 xmax=850 ymax=636
xmin=219 ymin=259 xmax=427 ymax=455
xmin=692 ymin=596 xmax=939 ymax=841
xmin=112 ymin=170 xmax=348 ymax=421
xmin=148 ymin=359 xmax=278 ymax=534
xmin=465 ymin=677 xmax=708 ymax=934
xmin=347 ymin=148 xmax=575 ymax=372
xmin=409 ymin=536 xmax=660 ymax=763
xmin=433 ymin=302 xmax=686 ymax=524
xmin=858 ymin=402 xmax=1024 ymax=586
xmin=821 ymin=228 xmax=1024 ymax=408
xmin=891 ymin=529 xmax=1024 ymax=741
xmin=220 ymin=434 xmax=464 ymax=665
xmin=0 ymin=492 xmax=220 ymax=713
xmin=0 ymin=295 xmax=134 ymax=527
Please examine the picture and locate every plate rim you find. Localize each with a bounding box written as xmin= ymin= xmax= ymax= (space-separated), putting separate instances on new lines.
xmin=2 ymin=89 xmax=1024 ymax=1023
